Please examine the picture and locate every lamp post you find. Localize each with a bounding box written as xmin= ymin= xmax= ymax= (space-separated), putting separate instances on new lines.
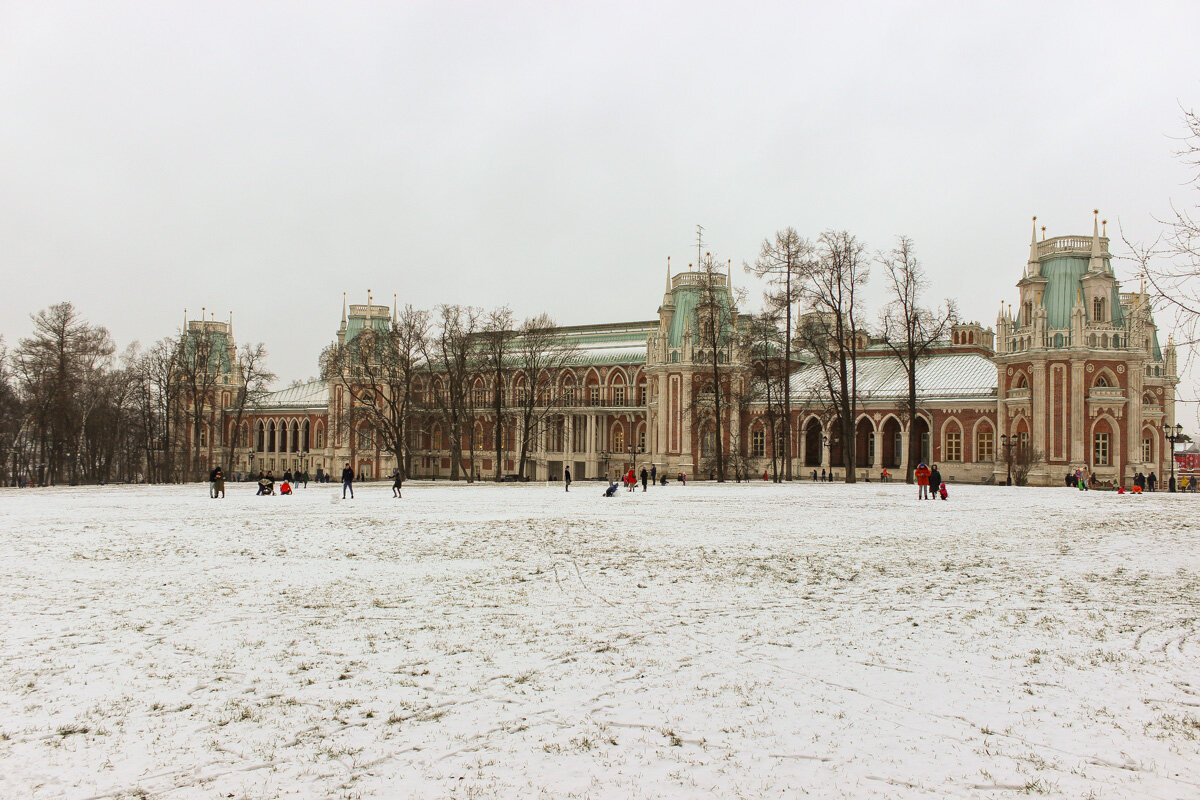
xmin=1163 ymin=422 xmax=1185 ymax=492
xmin=821 ymin=435 xmax=829 ymax=481
xmin=1000 ymin=434 xmax=1016 ymax=486
xmin=599 ymin=449 xmax=610 ymax=482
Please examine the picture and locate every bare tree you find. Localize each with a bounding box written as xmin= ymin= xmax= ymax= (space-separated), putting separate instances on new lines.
xmin=691 ymin=252 xmax=744 ymax=481
xmin=320 ymin=306 xmax=430 ymax=483
xmin=1010 ymin=443 xmax=1044 ymax=487
xmin=173 ymin=320 xmax=228 ymax=481
xmin=741 ymin=311 xmax=786 ymax=481
xmin=746 ymin=228 xmax=812 ymax=479
xmin=421 ymin=305 xmax=481 ymax=481
xmin=510 ymin=314 xmax=577 ymax=479
xmin=478 ymin=306 xmax=515 ymax=480
xmin=795 ymin=231 xmax=869 ymax=483
xmin=224 ymin=343 xmax=276 ymax=471
xmin=0 ymin=338 xmax=23 ymax=486
xmin=878 ymin=236 xmax=957 ymax=483
xmin=15 ymin=303 xmax=116 ymax=484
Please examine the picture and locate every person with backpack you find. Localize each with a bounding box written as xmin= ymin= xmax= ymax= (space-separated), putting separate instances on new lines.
xmin=341 ymin=463 xmax=355 ymax=499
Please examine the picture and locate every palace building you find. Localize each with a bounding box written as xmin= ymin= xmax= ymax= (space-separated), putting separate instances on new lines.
xmin=177 ymin=214 xmax=1179 ymax=486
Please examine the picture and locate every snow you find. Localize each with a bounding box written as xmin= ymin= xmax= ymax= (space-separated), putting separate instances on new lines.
xmin=1 ymin=481 xmax=1198 ymax=799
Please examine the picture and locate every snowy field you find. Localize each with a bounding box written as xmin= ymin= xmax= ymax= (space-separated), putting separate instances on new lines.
xmin=1 ymin=481 xmax=1198 ymax=800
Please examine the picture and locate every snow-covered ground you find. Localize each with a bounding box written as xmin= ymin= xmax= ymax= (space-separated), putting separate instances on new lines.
xmin=1 ymin=481 xmax=1198 ymax=799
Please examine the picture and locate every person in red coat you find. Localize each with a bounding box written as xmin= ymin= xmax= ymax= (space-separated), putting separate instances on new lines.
xmin=915 ymin=462 xmax=931 ymax=500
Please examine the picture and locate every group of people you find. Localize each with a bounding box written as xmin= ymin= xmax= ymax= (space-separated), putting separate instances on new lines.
xmin=914 ymin=462 xmax=949 ymax=500
xmin=598 ymin=465 xmax=679 ymax=496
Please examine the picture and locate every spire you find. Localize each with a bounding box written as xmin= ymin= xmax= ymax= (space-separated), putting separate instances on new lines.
xmin=183 ymin=308 xmax=187 ymax=335
xmin=1027 ymin=216 xmax=1039 ymax=273
xmin=393 ymin=293 xmax=398 ymax=323
xmin=1089 ymin=209 xmax=1102 ymax=272
xmin=726 ymin=258 xmax=732 ymax=292
xmin=341 ymin=292 xmax=347 ymax=325
xmin=665 ymin=256 xmax=671 ymax=294
xmin=229 ymin=311 xmax=233 ymax=337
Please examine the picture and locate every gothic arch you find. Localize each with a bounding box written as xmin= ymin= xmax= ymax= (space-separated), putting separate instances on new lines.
xmin=971 ymin=417 xmax=996 ymax=462
xmin=1092 ymin=368 xmax=1119 ymax=390
xmin=1089 ymin=414 xmax=1120 ymax=470
xmin=939 ymin=416 xmax=963 ymax=461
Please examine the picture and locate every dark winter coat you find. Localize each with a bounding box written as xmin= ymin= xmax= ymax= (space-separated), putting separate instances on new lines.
xmin=341 ymin=467 xmax=355 ymax=484
xmin=929 ymin=468 xmax=942 ymax=488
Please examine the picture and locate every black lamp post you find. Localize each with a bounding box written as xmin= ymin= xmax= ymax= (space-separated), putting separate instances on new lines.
xmin=599 ymin=449 xmax=610 ymax=481
xmin=1000 ymin=434 xmax=1016 ymax=486
xmin=1164 ymin=422 xmax=1185 ymax=492
xmin=821 ymin=435 xmax=830 ymax=480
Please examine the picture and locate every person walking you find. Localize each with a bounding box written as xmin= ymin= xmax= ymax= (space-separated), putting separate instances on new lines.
xmin=209 ymin=466 xmax=219 ymax=498
xmin=626 ymin=467 xmax=636 ymax=492
xmin=1148 ymin=471 xmax=1157 ymax=492
xmin=564 ymin=465 xmax=572 ymax=492
xmin=341 ymin=463 xmax=355 ymax=499
xmin=283 ymin=468 xmax=293 ymax=485
xmin=212 ymin=467 xmax=225 ymax=499
xmin=915 ymin=462 xmax=931 ymax=500
xmin=650 ymin=465 xmax=657 ymax=486
xmin=820 ymin=468 xmax=826 ymax=482
xmin=391 ymin=468 xmax=402 ymax=498
xmin=640 ymin=466 xmax=649 ymax=492
xmin=928 ymin=465 xmax=942 ymax=500
xmin=302 ymin=470 xmax=309 ymax=488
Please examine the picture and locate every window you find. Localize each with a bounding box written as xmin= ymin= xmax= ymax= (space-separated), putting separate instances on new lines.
xmin=562 ymin=386 xmax=575 ymax=405
xmin=1093 ymin=432 xmax=1110 ymax=466
xmin=1094 ymin=375 xmax=1109 ymax=388
xmin=612 ymin=428 xmax=624 ymax=453
xmin=945 ymin=430 xmax=962 ymax=461
xmin=589 ymin=386 xmax=599 ymax=405
xmin=921 ymin=432 xmax=931 ymax=464
xmin=894 ymin=431 xmax=903 ymax=462
xmin=358 ymin=427 xmax=374 ymax=449
xmin=315 ymin=428 xmax=325 ymax=449
xmin=977 ymin=430 xmax=994 ymax=461
xmin=1142 ymin=436 xmax=1152 ymax=463
xmin=751 ymin=428 xmax=765 ymax=457
xmin=1018 ymin=431 xmax=1029 ymax=452
xmin=867 ymin=433 xmax=875 ymax=463
xmin=199 ymin=427 xmax=207 ymax=447
xmin=612 ymin=385 xmax=626 ymax=406
xmin=637 ymin=385 xmax=646 ymax=405
xmin=638 ymin=428 xmax=646 ymax=452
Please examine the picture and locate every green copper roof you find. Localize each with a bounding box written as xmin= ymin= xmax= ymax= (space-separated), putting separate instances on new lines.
xmin=1040 ymin=257 xmax=1125 ymax=330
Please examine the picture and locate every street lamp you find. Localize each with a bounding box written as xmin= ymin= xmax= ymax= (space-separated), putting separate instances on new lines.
xmin=599 ymin=449 xmax=610 ymax=481
xmin=1163 ymin=422 xmax=1185 ymax=492
xmin=1000 ymin=434 xmax=1016 ymax=486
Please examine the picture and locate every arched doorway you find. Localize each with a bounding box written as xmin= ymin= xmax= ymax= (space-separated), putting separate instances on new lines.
xmin=855 ymin=417 xmax=874 ymax=468
xmin=881 ymin=417 xmax=901 ymax=468
xmin=804 ymin=418 xmax=823 ymax=466
xmin=912 ymin=416 xmax=931 ymax=465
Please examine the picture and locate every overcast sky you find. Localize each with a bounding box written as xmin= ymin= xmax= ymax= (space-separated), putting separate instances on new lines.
xmin=3 ymin=1 xmax=1199 ymax=408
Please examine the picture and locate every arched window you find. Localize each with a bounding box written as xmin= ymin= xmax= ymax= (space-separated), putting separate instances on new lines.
xmin=976 ymin=426 xmax=994 ymax=461
xmin=267 ymin=421 xmax=276 ymax=452
xmin=1094 ymin=374 xmax=1110 ymax=388
xmin=1093 ymin=296 xmax=1105 ymax=322
xmin=256 ymin=421 xmax=265 ymax=452
xmin=611 ymin=426 xmax=624 ymax=453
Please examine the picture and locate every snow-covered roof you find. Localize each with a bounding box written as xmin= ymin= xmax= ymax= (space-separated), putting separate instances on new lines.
xmin=257 ymin=380 xmax=330 ymax=410
xmin=790 ymin=353 xmax=997 ymax=401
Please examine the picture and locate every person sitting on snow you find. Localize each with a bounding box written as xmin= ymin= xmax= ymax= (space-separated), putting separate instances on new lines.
xmin=938 ymin=483 xmax=948 ymax=501
xmin=279 ymin=480 xmax=292 ymax=495
xmin=603 ymin=482 xmax=619 ymax=497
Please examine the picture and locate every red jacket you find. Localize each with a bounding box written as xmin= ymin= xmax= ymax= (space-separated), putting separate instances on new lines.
xmin=915 ymin=465 xmax=931 ymax=486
